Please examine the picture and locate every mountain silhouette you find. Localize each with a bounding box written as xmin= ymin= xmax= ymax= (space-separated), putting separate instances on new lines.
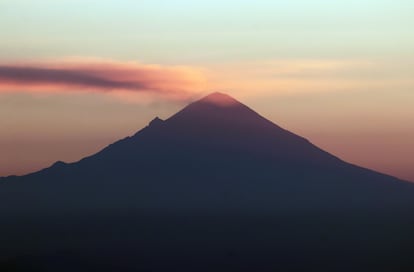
xmin=1 ymin=92 xmax=414 ymax=271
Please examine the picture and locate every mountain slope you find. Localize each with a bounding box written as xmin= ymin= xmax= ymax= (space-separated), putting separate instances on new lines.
xmin=2 ymin=92 xmax=414 ymax=271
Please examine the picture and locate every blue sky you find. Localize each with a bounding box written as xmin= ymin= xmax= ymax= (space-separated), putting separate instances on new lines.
xmin=1 ymin=0 xmax=413 ymax=62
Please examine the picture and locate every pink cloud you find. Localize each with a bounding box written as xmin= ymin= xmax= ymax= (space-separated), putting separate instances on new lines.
xmin=0 ymin=59 xmax=206 ymax=100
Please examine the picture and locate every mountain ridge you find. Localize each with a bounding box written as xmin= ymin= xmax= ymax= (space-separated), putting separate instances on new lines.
xmin=1 ymin=92 xmax=413 ymax=215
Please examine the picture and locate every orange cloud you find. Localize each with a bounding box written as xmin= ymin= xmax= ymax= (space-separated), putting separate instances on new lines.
xmin=0 ymin=59 xmax=206 ymax=100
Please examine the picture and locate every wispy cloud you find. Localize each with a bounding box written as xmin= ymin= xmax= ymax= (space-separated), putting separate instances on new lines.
xmin=0 ymin=59 xmax=206 ymax=100
xmin=204 ymin=58 xmax=414 ymax=98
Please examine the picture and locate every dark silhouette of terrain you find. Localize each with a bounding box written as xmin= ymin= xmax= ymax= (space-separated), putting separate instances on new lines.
xmin=1 ymin=92 xmax=414 ymax=271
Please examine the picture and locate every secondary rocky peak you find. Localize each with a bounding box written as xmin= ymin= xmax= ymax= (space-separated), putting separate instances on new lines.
xmin=149 ymin=117 xmax=164 ymax=127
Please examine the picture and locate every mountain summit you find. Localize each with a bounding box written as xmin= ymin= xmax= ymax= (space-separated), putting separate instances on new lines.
xmin=196 ymin=91 xmax=240 ymax=105
xmin=167 ymin=92 xmax=267 ymax=126
xmin=1 ymin=92 xmax=414 ymax=271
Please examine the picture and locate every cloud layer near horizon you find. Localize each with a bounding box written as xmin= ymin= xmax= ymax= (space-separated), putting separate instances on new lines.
xmin=0 ymin=59 xmax=206 ymax=99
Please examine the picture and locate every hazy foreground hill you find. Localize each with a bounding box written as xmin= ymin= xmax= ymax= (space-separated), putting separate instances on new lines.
xmin=1 ymin=92 xmax=414 ymax=271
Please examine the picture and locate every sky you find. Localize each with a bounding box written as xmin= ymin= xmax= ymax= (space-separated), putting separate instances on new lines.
xmin=0 ymin=0 xmax=413 ymax=181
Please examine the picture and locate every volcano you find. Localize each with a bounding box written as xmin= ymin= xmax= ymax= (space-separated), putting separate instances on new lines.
xmin=1 ymin=92 xmax=414 ymax=271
